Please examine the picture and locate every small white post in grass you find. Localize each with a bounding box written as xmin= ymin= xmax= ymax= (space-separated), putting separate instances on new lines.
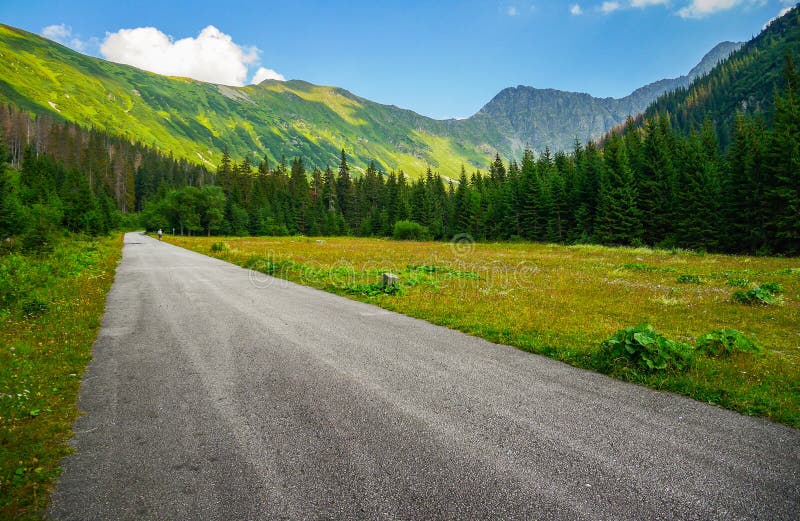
xmin=382 ymin=273 xmax=399 ymax=288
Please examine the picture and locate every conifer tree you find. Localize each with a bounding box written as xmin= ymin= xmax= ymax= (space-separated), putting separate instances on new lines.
xmin=594 ymin=134 xmax=642 ymax=245
xmin=766 ymin=56 xmax=800 ymax=253
xmin=637 ymin=116 xmax=677 ymax=245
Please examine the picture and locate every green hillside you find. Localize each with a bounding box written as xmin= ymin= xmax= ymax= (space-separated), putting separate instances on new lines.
xmin=0 ymin=23 xmax=741 ymax=178
xmin=0 ymin=24 xmax=497 ymax=178
xmin=644 ymin=5 xmax=800 ymax=147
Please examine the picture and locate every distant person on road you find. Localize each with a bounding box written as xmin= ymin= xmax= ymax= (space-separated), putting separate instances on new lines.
xmin=157 ymin=228 xmax=163 ymax=241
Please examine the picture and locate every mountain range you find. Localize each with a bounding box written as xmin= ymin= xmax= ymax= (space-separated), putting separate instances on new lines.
xmin=0 ymin=24 xmax=740 ymax=177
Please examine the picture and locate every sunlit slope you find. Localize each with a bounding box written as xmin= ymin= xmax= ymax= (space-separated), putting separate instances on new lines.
xmin=0 ymin=24 xmax=495 ymax=177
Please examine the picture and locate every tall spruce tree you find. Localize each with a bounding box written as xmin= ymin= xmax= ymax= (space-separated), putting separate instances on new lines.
xmin=594 ymin=134 xmax=643 ymax=245
xmin=766 ymin=56 xmax=800 ymax=253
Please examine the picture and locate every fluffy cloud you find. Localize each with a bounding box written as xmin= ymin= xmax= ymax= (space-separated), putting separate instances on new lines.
xmin=677 ymin=0 xmax=744 ymax=18
xmin=100 ymin=25 xmax=283 ymax=86
xmin=41 ymin=24 xmax=96 ymax=52
xmin=603 ymin=0 xmax=774 ymax=18
xmin=251 ymin=67 xmax=286 ymax=84
xmin=630 ymin=0 xmax=669 ymax=6
xmin=570 ymin=4 xmax=584 ymax=15
xmin=601 ymin=1 xmax=622 ymax=13
xmin=763 ymin=5 xmax=793 ymax=28
xmin=507 ymin=6 xmax=519 ymax=16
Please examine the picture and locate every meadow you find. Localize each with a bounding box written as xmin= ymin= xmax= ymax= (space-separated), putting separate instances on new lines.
xmin=170 ymin=235 xmax=800 ymax=427
xmin=0 ymin=235 xmax=121 ymax=519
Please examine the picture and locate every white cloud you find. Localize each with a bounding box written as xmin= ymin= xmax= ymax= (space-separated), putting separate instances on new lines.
xmin=630 ymin=0 xmax=669 ymax=6
xmin=41 ymin=24 xmax=96 ymax=52
xmin=251 ymin=67 xmax=285 ymax=84
xmin=507 ymin=6 xmax=519 ymax=16
xmin=42 ymin=24 xmax=72 ymax=42
xmin=100 ymin=25 xmax=282 ymax=87
xmin=601 ymin=1 xmax=622 ymax=13
xmin=763 ymin=5 xmax=793 ymax=29
xmin=677 ymin=0 xmax=744 ymax=18
xmin=570 ymin=4 xmax=584 ymax=14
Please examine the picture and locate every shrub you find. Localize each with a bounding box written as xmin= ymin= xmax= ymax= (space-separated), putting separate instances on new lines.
xmin=677 ymin=274 xmax=701 ymax=284
xmin=759 ymin=282 xmax=783 ymax=294
xmin=211 ymin=241 xmax=230 ymax=252
xmin=695 ymin=329 xmax=759 ymax=357
xmin=392 ymin=220 xmax=430 ymax=241
xmin=733 ymin=283 xmax=783 ymax=305
xmin=595 ymin=323 xmax=694 ymax=376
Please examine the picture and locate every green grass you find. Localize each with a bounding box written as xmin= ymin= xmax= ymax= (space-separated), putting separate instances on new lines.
xmin=0 ymin=235 xmax=122 ymax=519
xmin=170 ymin=235 xmax=800 ymax=427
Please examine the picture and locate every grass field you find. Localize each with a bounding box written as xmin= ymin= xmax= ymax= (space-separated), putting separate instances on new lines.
xmin=0 ymin=235 xmax=122 ymax=519
xmin=170 ymin=235 xmax=800 ymax=427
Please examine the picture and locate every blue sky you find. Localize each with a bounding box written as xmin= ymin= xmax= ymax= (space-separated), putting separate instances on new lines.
xmin=1 ymin=0 xmax=795 ymax=119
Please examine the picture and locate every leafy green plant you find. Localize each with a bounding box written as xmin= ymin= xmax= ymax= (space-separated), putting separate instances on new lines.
xmin=733 ymin=283 xmax=783 ymax=305
xmin=677 ymin=274 xmax=701 ymax=284
xmin=210 ymin=241 xmax=230 ymax=252
xmin=595 ymin=323 xmax=694 ymax=375
xmin=759 ymin=282 xmax=783 ymax=294
xmin=695 ymin=329 xmax=759 ymax=357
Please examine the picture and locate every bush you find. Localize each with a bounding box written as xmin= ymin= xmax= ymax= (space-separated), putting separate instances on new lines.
xmin=211 ymin=241 xmax=229 ymax=252
xmin=733 ymin=283 xmax=783 ymax=305
xmin=392 ymin=220 xmax=430 ymax=241
xmin=677 ymin=274 xmax=701 ymax=284
xmin=695 ymin=329 xmax=759 ymax=357
xmin=595 ymin=323 xmax=694 ymax=376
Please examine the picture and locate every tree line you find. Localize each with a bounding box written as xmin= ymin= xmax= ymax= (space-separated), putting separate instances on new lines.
xmin=1 ymin=58 xmax=797 ymax=255
xmin=0 ymin=106 xmax=210 ymax=250
xmin=140 ymin=57 xmax=799 ymax=254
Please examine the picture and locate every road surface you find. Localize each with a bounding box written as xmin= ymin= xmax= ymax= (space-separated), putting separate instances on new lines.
xmin=49 ymin=232 xmax=799 ymax=520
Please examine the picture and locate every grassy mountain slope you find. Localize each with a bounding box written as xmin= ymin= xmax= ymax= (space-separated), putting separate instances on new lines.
xmin=0 ymin=23 xmax=740 ymax=177
xmin=0 ymin=24 xmax=496 ymax=178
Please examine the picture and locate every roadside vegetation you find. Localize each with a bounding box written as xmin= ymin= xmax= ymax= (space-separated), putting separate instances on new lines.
xmin=0 ymin=135 xmax=125 ymax=517
xmin=171 ymin=235 xmax=799 ymax=427
xmin=0 ymin=235 xmax=121 ymax=519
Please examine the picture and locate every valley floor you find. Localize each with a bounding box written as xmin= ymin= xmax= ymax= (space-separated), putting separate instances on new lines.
xmin=48 ymin=233 xmax=800 ymax=519
xmin=170 ymin=235 xmax=800 ymax=427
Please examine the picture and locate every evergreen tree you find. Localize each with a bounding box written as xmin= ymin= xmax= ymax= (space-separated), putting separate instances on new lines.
xmin=766 ymin=56 xmax=800 ymax=253
xmin=637 ymin=115 xmax=677 ymax=245
xmin=336 ymin=149 xmax=355 ymax=225
xmin=594 ymin=134 xmax=643 ymax=245
xmin=674 ymin=130 xmax=721 ymax=250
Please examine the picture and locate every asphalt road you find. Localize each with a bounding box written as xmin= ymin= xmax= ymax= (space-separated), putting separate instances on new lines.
xmin=49 ymin=232 xmax=799 ymax=520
